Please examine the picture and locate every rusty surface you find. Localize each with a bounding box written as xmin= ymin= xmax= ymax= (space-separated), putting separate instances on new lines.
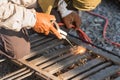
xmin=1 ymin=33 xmax=120 ymax=80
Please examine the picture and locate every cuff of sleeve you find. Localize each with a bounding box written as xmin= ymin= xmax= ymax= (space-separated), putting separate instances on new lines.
xmin=60 ymin=10 xmax=73 ymax=18
xmin=58 ymin=0 xmax=73 ymax=18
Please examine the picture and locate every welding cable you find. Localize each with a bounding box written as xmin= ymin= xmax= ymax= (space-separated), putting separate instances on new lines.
xmin=58 ymin=23 xmax=92 ymax=43
xmin=76 ymin=27 xmax=92 ymax=43
xmin=86 ymin=11 xmax=120 ymax=47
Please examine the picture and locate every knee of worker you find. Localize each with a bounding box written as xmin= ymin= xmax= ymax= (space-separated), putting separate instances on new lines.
xmin=13 ymin=42 xmax=30 ymax=59
xmin=4 ymin=41 xmax=30 ymax=59
xmin=0 ymin=28 xmax=31 ymax=59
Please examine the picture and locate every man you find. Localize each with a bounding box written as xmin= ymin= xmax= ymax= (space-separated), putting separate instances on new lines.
xmin=0 ymin=0 xmax=101 ymax=59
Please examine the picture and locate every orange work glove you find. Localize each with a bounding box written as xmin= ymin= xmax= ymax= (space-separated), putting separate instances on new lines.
xmin=33 ymin=12 xmax=62 ymax=39
xmin=62 ymin=12 xmax=81 ymax=29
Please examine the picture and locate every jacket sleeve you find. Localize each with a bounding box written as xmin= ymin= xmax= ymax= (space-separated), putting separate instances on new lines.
xmin=57 ymin=0 xmax=73 ymax=18
xmin=0 ymin=0 xmax=37 ymax=31
xmin=10 ymin=0 xmax=38 ymax=8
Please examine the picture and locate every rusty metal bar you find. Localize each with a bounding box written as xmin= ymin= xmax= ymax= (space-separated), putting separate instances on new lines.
xmin=30 ymin=34 xmax=46 ymax=43
xmin=19 ymin=59 xmax=59 ymax=80
xmin=38 ymin=53 xmax=72 ymax=69
xmin=83 ymin=65 xmax=120 ymax=80
xmin=32 ymin=39 xmax=64 ymax=51
xmin=44 ymin=53 xmax=90 ymax=74
xmin=31 ymin=37 xmax=53 ymax=48
xmin=6 ymin=69 xmax=31 ymax=80
xmin=29 ymin=46 xmax=70 ymax=66
xmin=1 ymin=68 xmax=27 ymax=79
xmin=23 ymin=39 xmax=64 ymax=60
xmin=0 ymin=67 xmax=34 ymax=80
xmin=60 ymin=58 xmax=106 ymax=80
xmin=72 ymin=62 xmax=111 ymax=80
xmin=15 ymin=71 xmax=34 ymax=80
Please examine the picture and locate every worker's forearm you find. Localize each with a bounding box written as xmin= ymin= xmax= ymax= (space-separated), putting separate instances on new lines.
xmin=0 ymin=1 xmax=36 ymax=31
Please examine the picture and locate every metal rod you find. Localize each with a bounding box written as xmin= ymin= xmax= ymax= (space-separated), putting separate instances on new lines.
xmin=65 ymin=38 xmax=74 ymax=47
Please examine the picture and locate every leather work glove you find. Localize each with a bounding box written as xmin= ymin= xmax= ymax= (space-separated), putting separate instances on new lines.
xmin=62 ymin=12 xmax=81 ymax=29
xmin=33 ymin=12 xmax=62 ymax=39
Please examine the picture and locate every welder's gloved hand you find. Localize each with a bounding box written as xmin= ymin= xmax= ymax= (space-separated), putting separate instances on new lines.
xmin=62 ymin=12 xmax=81 ymax=29
xmin=33 ymin=12 xmax=62 ymax=39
